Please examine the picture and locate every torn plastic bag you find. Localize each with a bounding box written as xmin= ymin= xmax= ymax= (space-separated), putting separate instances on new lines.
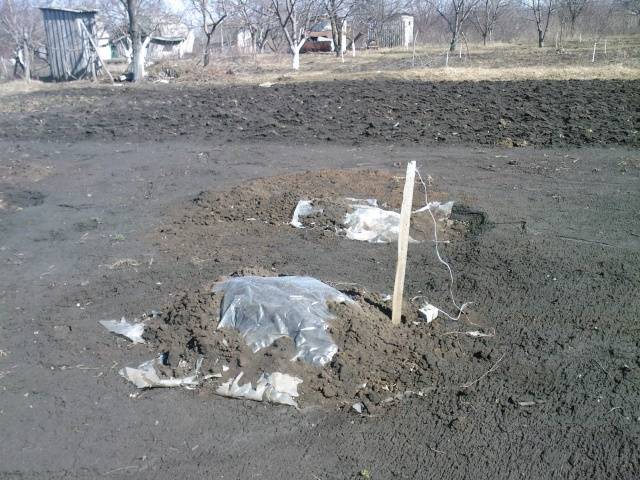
xmin=414 ymin=201 xmax=455 ymax=219
xmin=343 ymin=206 xmax=419 ymax=244
xmin=214 ymin=276 xmax=352 ymax=366
xmin=119 ymin=355 xmax=203 ymax=389
xmin=99 ymin=318 xmax=145 ymax=344
xmin=216 ymin=371 xmax=303 ymax=407
xmin=290 ymin=198 xmax=378 ymax=229
xmin=290 ymin=200 xmax=323 ymax=228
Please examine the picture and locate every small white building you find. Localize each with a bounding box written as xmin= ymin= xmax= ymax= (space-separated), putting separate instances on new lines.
xmin=94 ymin=21 xmax=113 ymax=60
xmin=368 ymin=13 xmax=414 ymax=49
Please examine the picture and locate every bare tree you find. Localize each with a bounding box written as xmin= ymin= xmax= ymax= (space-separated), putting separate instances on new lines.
xmin=324 ymin=0 xmax=357 ymax=57
xmin=97 ymin=0 xmax=173 ymax=80
xmin=619 ymin=0 xmax=640 ymax=24
xmin=409 ymin=0 xmax=437 ymax=37
xmin=191 ymin=0 xmax=226 ymax=66
xmin=271 ymin=0 xmax=316 ymax=70
xmin=434 ymin=0 xmax=480 ymax=52
xmin=471 ymin=0 xmax=506 ymax=44
xmin=231 ymin=0 xmax=273 ymax=53
xmin=0 ymin=0 xmax=41 ymax=82
xmin=558 ymin=0 xmax=588 ymax=36
xmin=527 ymin=0 xmax=555 ymax=47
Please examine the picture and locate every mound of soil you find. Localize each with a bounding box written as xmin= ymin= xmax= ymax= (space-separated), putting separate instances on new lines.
xmin=160 ymin=169 xmax=472 ymax=263
xmin=142 ymin=272 xmax=486 ymax=411
xmin=144 ymin=168 xmax=491 ymax=410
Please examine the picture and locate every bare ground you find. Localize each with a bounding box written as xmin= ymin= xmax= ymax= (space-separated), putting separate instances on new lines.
xmin=0 ymin=80 xmax=639 ymax=479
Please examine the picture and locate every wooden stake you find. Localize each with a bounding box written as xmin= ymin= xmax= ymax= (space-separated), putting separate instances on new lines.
xmin=392 ymin=161 xmax=416 ymax=326
xmin=411 ymin=31 xmax=418 ymax=68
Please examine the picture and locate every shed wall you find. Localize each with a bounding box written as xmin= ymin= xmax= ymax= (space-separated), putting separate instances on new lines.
xmin=41 ymin=9 xmax=97 ymax=81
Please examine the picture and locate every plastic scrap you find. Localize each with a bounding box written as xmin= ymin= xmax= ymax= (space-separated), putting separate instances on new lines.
xmin=290 ymin=197 xmax=455 ymax=244
xmin=345 ymin=198 xmax=378 ymax=207
xmin=119 ymin=355 xmax=203 ymax=389
xmin=343 ymin=206 xmax=407 ymax=243
xmin=461 ymin=330 xmax=494 ymax=338
xmin=418 ymin=303 xmax=439 ymax=324
xmin=290 ymin=200 xmax=323 ymax=228
xmin=216 ymin=371 xmax=303 ymax=407
xmin=414 ymin=201 xmax=455 ymax=218
xmin=99 ymin=318 xmax=145 ymax=344
xmin=342 ymin=199 xmax=455 ymax=243
xmin=214 ymin=276 xmax=352 ymax=366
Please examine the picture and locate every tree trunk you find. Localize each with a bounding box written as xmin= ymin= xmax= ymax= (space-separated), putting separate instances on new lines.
xmin=128 ymin=0 xmax=144 ymax=81
xmin=22 ymin=34 xmax=30 ymax=83
xmin=449 ymin=30 xmax=458 ymax=52
xmin=329 ymin=16 xmax=341 ymax=57
xmin=482 ymin=32 xmax=487 ymax=46
xmin=203 ymin=34 xmax=212 ymax=67
xmin=292 ymin=49 xmax=300 ymax=70
xmin=538 ymin=29 xmax=544 ymax=48
xmin=131 ymin=33 xmax=145 ymax=80
xmin=569 ymin=17 xmax=576 ymax=38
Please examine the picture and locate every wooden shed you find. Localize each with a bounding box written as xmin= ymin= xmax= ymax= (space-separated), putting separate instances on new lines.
xmin=40 ymin=7 xmax=99 ymax=81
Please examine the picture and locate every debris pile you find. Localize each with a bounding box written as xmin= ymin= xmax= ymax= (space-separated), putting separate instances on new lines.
xmin=100 ymin=272 xmax=491 ymax=411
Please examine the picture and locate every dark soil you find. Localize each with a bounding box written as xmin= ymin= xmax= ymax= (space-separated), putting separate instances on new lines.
xmin=0 ymin=80 xmax=639 ymax=479
xmin=0 ymin=79 xmax=638 ymax=147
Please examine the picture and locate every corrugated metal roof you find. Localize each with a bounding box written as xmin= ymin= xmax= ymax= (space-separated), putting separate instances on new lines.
xmin=151 ymin=36 xmax=185 ymax=44
xmin=39 ymin=7 xmax=98 ymax=14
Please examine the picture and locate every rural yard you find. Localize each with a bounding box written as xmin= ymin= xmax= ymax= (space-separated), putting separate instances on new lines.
xmin=0 ymin=73 xmax=638 ymax=479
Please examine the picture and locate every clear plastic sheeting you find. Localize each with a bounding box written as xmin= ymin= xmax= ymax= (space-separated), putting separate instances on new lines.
xmin=343 ymin=206 xmax=409 ymax=243
xmin=216 ymin=371 xmax=303 ymax=407
xmin=290 ymin=198 xmax=378 ymax=229
xmin=119 ymin=355 xmax=203 ymax=389
xmin=214 ymin=276 xmax=352 ymax=366
xmin=99 ymin=318 xmax=145 ymax=344
xmin=344 ymin=200 xmax=455 ymax=244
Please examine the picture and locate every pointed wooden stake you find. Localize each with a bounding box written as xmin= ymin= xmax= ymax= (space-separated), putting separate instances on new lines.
xmin=392 ymin=160 xmax=416 ymax=326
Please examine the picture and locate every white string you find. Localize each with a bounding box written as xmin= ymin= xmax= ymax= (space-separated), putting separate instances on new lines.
xmin=415 ymin=167 xmax=473 ymax=321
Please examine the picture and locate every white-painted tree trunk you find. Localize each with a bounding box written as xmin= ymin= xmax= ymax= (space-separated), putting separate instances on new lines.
xmin=292 ymin=49 xmax=300 ymax=70
xmin=131 ymin=36 xmax=151 ymax=81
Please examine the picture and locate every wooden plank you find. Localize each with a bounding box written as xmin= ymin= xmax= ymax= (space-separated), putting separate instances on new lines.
xmin=391 ymin=160 xmax=416 ymax=326
xmin=77 ymin=19 xmax=114 ymax=83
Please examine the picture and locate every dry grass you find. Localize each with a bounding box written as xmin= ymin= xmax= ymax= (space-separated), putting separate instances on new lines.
xmin=152 ymin=34 xmax=640 ymax=85
xmin=1 ymin=35 xmax=639 ymax=95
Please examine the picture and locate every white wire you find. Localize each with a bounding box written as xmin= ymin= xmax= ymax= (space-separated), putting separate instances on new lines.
xmin=414 ymin=167 xmax=473 ymax=321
